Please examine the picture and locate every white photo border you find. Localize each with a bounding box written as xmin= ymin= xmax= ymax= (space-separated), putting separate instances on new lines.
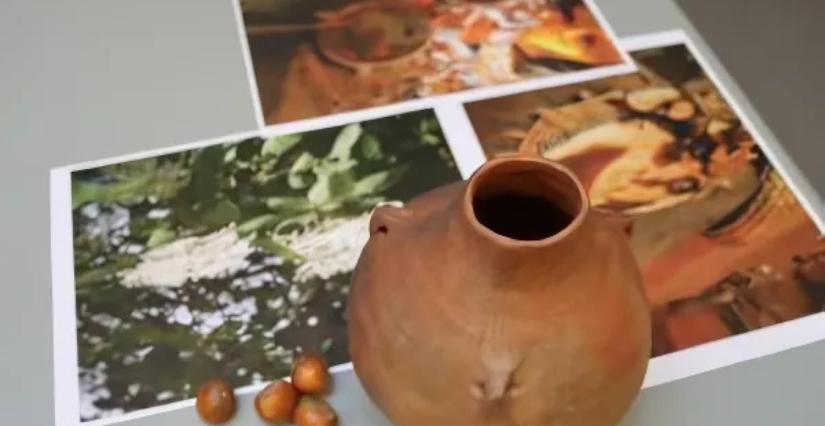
xmin=232 ymin=0 xmax=266 ymax=130
xmin=232 ymin=0 xmax=638 ymax=131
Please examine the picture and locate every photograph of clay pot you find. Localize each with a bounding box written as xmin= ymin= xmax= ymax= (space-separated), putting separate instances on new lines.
xmin=347 ymin=156 xmax=651 ymax=426
xmin=463 ymin=41 xmax=825 ymax=358
xmin=238 ymin=0 xmax=627 ymax=125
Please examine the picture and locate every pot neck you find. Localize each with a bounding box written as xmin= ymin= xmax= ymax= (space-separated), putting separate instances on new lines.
xmin=452 ymin=157 xmax=593 ymax=282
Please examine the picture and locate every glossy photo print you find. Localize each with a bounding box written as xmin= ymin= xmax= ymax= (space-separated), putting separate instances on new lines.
xmin=52 ymin=110 xmax=463 ymax=425
xmin=236 ymin=0 xmax=632 ymax=127
xmin=462 ymin=30 xmax=825 ymax=387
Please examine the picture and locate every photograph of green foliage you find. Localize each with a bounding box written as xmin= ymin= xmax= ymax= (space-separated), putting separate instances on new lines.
xmin=69 ymin=110 xmax=461 ymax=421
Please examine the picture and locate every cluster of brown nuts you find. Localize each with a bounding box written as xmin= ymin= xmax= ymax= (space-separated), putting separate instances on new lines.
xmin=257 ymin=354 xmax=337 ymax=426
xmin=195 ymin=353 xmax=337 ymax=426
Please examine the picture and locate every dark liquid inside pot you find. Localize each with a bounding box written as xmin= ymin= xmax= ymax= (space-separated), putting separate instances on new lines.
xmin=473 ymin=194 xmax=574 ymax=241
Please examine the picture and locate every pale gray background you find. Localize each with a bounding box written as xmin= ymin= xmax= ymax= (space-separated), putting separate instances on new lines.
xmin=2 ymin=0 xmax=824 ymax=425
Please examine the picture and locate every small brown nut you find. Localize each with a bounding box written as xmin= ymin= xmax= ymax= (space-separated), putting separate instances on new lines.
xmin=294 ymin=395 xmax=339 ymax=426
xmin=195 ymin=379 xmax=236 ymax=424
xmin=291 ymin=354 xmax=331 ymax=394
xmin=254 ymin=380 xmax=299 ymax=424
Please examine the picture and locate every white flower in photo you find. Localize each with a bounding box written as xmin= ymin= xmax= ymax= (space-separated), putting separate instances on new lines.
xmin=266 ymin=297 xmax=285 ymax=310
xmin=156 ymin=391 xmax=175 ymax=401
xmin=284 ymin=201 xmax=403 ymax=283
xmin=123 ymin=346 xmax=154 ymax=366
xmin=232 ymin=271 xmax=273 ymax=290
xmin=79 ymin=366 xmax=125 ymax=420
xmin=81 ymin=203 xmax=131 ymax=239
xmin=274 ymin=318 xmax=291 ymax=332
xmin=169 ymin=305 xmax=193 ymax=326
xmin=147 ymin=208 xmax=171 ymax=219
xmin=118 ymin=224 xmax=254 ymax=288
xmin=127 ymin=384 xmax=141 ymax=397
xmin=91 ymin=313 xmax=123 ymax=330
xmin=193 ymin=310 xmax=226 ymax=335
xmin=224 ymin=296 xmax=259 ymax=322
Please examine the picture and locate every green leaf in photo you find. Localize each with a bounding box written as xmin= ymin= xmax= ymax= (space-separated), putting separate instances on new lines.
xmin=262 ymin=133 xmax=303 ymax=158
xmin=288 ymin=152 xmax=317 ymax=189
xmin=127 ymin=323 xmax=200 ymax=348
xmin=106 ymin=158 xmax=158 ymax=180
xmin=328 ymin=171 xmax=356 ymax=200
xmin=171 ymin=197 xmax=201 ymax=229
xmin=329 ymin=123 xmax=363 ymax=160
xmin=308 ymin=171 xmax=355 ymax=205
xmin=288 ymin=173 xmax=313 ymax=190
xmin=313 ymin=158 xmax=358 ymax=177
xmin=75 ymin=267 xmax=118 ymax=288
xmin=71 ymin=180 xmax=103 ymax=209
xmin=234 ymin=139 xmax=260 ymax=162
xmin=251 ymin=237 xmax=306 ymax=263
xmin=352 ymin=165 xmax=409 ymax=197
xmin=307 ymin=175 xmax=332 ymax=205
xmin=236 ymin=214 xmax=280 ymax=236
xmin=419 ymin=117 xmax=442 ymax=137
xmin=422 ymin=132 xmax=443 ymax=146
xmin=200 ymin=199 xmax=241 ymax=229
xmin=350 ymin=195 xmax=386 ymax=210
xmin=320 ymin=338 xmax=333 ymax=354
xmin=359 ymin=133 xmax=384 ymax=160
xmin=274 ymin=211 xmax=318 ymax=234
xmin=265 ymin=197 xmax=313 ymax=215
xmin=189 ymin=146 xmax=225 ymax=202
xmin=146 ymin=228 xmax=177 ymax=248
xmin=72 ymin=170 xmax=186 ymax=209
xmin=316 ymin=201 xmax=343 ymax=213
xmin=224 ymin=146 xmax=237 ymax=164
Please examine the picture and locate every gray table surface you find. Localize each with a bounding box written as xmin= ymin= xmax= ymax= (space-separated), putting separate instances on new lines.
xmin=2 ymin=0 xmax=825 ymax=425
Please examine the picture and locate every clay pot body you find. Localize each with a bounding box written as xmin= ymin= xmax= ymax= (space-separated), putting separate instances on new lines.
xmin=347 ymin=157 xmax=651 ymax=426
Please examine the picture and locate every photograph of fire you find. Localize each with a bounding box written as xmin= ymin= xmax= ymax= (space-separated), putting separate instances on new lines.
xmin=238 ymin=0 xmax=626 ymax=125
xmin=463 ymin=41 xmax=825 ymax=357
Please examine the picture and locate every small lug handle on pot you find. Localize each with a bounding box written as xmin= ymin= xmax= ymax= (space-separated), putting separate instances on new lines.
xmin=369 ymin=203 xmax=413 ymax=236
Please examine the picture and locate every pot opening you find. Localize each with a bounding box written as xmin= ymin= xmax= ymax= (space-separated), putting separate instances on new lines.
xmin=470 ymin=161 xmax=585 ymax=242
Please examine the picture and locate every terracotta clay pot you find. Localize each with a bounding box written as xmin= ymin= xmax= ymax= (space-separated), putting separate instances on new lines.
xmin=347 ymin=156 xmax=651 ymax=426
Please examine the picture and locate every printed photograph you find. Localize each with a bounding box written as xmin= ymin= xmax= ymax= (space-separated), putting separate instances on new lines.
xmin=238 ymin=0 xmax=626 ymax=125
xmin=69 ymin=110 xmax=461 ymax=421
xmin=464 ymin=41 xmax=825 ymax=358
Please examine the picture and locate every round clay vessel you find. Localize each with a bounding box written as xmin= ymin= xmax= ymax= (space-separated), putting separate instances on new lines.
xmin=347 ymin=156 xmax=651 ymax=426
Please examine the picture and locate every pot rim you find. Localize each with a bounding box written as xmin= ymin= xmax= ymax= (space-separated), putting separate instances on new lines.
xmin=463 ymin=157 xmax=591 ymax=248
